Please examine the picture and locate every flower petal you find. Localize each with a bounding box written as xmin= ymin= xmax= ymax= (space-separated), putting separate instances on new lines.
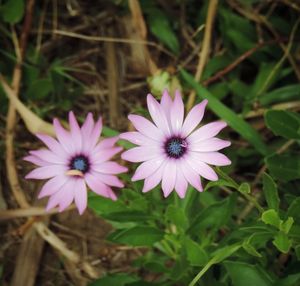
xmin=160 ymin=89 xmax=172 ymax=118
xmin=81 ymin=113 xmax=95 ymax=152
xmin=53 ymin=118 xmax=74 ymax=153
xmin=128 ymin=114 xmax=164 ymax=141
xmin=89 ymin=117 xmax=103 ymax=149
xmin=36 ymin=133 xmax=67 ymax=157
xmin=97 ymin=136 xmax=119 ymax=149
xmin=92 ymin=147 xmax=123 ymax=164
xmin=85 ymin=173 xmax=117 ymax=200
xmin=175 ymin=166 xmax=188 ymax=198
xmin=188 ymin=121 xmax=227 ymax=142
xmin=25 ymin=165 xmax=66 ymax=180
xmin=186 ymin=157 xmax=218 ymax=181
xmin=91 ymin=172 xmax=124 ymax=188
xmin=92 ymin=161 xmax=127 ymax=174
xmin=180 ymin=161 xmax=203 ymax=192
xmin=142 ymin=161 xmax=166 ymax=193
xmin=147 ymin=94 xmax=171 ymax=136
xmin=189 ymin=138 xmax=231 ymax=152
xmin=29 ymin=149 xmax=66 ymax=165
xmin=121 ymin=146 xmax=162 ymax=162
xmin=119 ymin=132 xmax=156 ymax=146
xmin=58 ymin=180 xmax=76 ymax=212
xmin=191 ymin=151 xmax=231 ymax=166
xmin=38 ymin=175 xmax=70 ymax=198
xmin=170 ymin=90 xmax=184 ymax=134
xmin=161 ymin=160 xmax=177 ymax=197
xmin=74 ymin=179 xmax=87 ymax=215
xmin=181 ymin=99 xmax=208 ymax=137
xmin=24 ymin=155 xmax=50 ymax=167
xmin=69 ymin=111 xmax=82 ymax=152
xmin=132 ymin=157 xmax=164 ymax=181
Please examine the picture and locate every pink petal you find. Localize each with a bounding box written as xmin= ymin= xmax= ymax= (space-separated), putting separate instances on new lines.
xmin=147 ymin=94 xmax=171 ymax=136
xmin=38 ymin=175 xmax=70 ymax=198
xmin=189 ymin=138 xmax=231 ymax=152
xmin=91 ymin=172 xmax=124 ymax=188
xmin=161 ymin=160 xmax=177 ymax=197
xmin=89 ymin=117 xmax=103 ymax=149
xmin=191 ymin=151 xmax=231 ymax=166
xmin=119 ymin=132 xmax=155 ymax=146
xmin=132 ymin=157 xmax=164 ymax=181
xmin=24 ymin=155 xmax=50 ymax=167
xmin=142 ymin=161 xmax=166 ymax=193
xmin=128 ymin=114 xmax=164 ymax=141
xmin=69 ymin=111 xmax=82 ymax=152
xmin=180 ymin=161 xmax=203 ymax=192
xmin=174 ymin=168 xmax=188 ymax=198
xmin=186 ymin=157 xmax=218 ymax=181
xmin=29 ymin=149 xmax=65 ymax=164
xmin=25 ymin=165 xmax=66 ymax=180
xmin=160 ymin=89 xmax=172 ymax=118
xmin=91 ymin=147 xmax=123 ymax=164
xmin=36 ymin=133 xmax=67 ymax=157
xmin=53 ymin=118 xmax=74 ymax=154
xmin=188 ymin=121 xmax=227 ymax=142
xmin=121 ymin=146 xmax=162 ymax=162
xmin=58 ymin=180 xmax=76 ymax=212
xmin=85 ymin=173 xmax=117 ymax=200
xmin=92 ymin=161 xmax=127 ymax=174
xmin=74 ymin=179 xmax=87 ymax=215
xmin=97 ymin=136 xmax=119 ymax=149
xmin=81 ymin=113 xmax=95 ymax=152
xmin=170 ymin=90 xmax=184 ymax=134
xmin=181 ymin=100 xmax=208 ymax=137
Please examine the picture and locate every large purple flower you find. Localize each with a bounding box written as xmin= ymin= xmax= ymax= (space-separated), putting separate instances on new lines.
xmin=120 ymin=90 xmax=231 ymax=198
xmin=24 ymin=112 xmax=127 ymax=214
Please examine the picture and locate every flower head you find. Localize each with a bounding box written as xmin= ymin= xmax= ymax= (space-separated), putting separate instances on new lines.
xmin=120 ymin=90 xmax=231 ymax=198
xmin=25 ymin=112 xmax=127 ymax=214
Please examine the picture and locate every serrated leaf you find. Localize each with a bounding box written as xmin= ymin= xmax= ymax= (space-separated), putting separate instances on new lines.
xmin=262 ymin=173 xmax=279 ymax=211
xmin=261 ymin=209 xmax=281 ymax=229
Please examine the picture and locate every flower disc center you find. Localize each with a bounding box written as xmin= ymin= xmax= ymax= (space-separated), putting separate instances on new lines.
xmin=165 ymin=137 xmax=187 ymax=158
xmin=70 ymin=155 xmax=89 ymax=173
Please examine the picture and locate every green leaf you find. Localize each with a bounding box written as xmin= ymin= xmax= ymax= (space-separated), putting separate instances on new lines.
xmin=184 ymin=237 xmax=208 ymax=266
xmin=89 ymin=273 xmax=138 ymax=286
xmin=242 ymin=242 xmax=262 ymax=258
xmin=180 ymin=69 xmax=269 ymax=155
xmin=238 ymin=182 xmax=251 ymax=194
xmin=288 ymin=198 xmax=300 ymax=224
xmin=273 ymin=232 xmax=291 ymax=253
xmin=295 ymin=245 xmax=300 ymax=260
xmin=274 ymin=273 xmax=300 ymax=286
xmin=165 ymin=205 xmax=188 ymax=230
xmin=108 ymin=226 xmax=164 ymax=246
xmin=1 ymin=0 xmax=24 ymax=24
xmin=265 ymin=110 xmax=300 ymax=139
xmin=26 ymin=79 xmax=53 ymax=100
xmin=261 ymin=209 xmax=281 ymax=229
xmin=266 ymin=154 xmax=300 ymax=182
xmin=224 ymin=261 xmax=273 ymax=286
xmin=280 ymin=217 xmax=294 ymax=234
xmin=262 ymin=173 xmax=279 ymax=211
xmin=104 ymin=211 xmax=154 ymax=223
xmin=88 ymin=195 xmax=126 ymax=215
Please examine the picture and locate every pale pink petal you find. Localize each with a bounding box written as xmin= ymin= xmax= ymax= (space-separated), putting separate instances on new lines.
xmin=188 ymin=121 xmax=227 ymax=142
xmin=128 ymin=114 xmax=164 ymax=141
xmin=186 ymin=157 xmax=218 ymax=181
xmin=69 ymin=111 xmax=82 ymax=152
xmin=92 ymin=161 xmax=127 ymax=174
xmin=161 ymin=160 xmax=177 ymax=197
xmin=38 ymin=175 xmax=69 ymax=198
xmin=74 ymin=179 xmax=87 ymax=215
xmin=175 ymin=165 xmax=188 ymax=198
xmin=36 ymin=133 xmax=67 ymax=157
xmin=58 ymin=180 xmax=76 ymax=212
xmin=132 ymin=157 xmax=164 ymax=181
xmin=120 ymin=132 xmax=157 ymax=146
xmin=89 ymin=117 xmax=103 ymax=149
xmin=142 ymin=161 xmax=167 ymax=193
xmin=24 ymin=155 xmax=50 ymax=167
xmin=81 ymin=113 xmax=95 ymax=152
xmin=160 ymin=89 xmax=172 ymax=118
xmin=46 ymin=190 xmax=65 ymax=211
xmin=96 ymin=136 xmax=119 ymax=149
xmin=121 ymin=146 xmax=162 ymax=162
xmin=53 ymin=118 xmax=74 ymax=153
xmin=170 ymin=90 xmax=184 ymax=134
xmin=29 ymin=149 xmax=65 ymax=164
xmin=91 ymin=147 xmax=123 ymax=164
xmin=189 ymin=138 xmax=231 ymax=152
xmin=85 ymin=173 xmax=117 ymax=200
xmin=180 ymin=161 xmax=203 ymax=192
xmin=25 ymin=165 xmax=66 ymax=180
xmin=147 ymin=94 xmax=171 ymax=136
xmin=191 ymin=151 xmax=231 ymax=166
xmin=181 ymin=100 xmax=208 ymax=137
xmin=91 ymin=172 xmax=124 ymax=188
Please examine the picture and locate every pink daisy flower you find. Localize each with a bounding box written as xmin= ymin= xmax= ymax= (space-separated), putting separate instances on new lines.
xmin=120 ymin=90 xmax=231 ymax=198
xmin=24 ymin=112 xmax=127 ymax=214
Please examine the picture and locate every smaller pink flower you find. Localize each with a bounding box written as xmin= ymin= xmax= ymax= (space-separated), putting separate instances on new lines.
xmin=120 ymin=90 xmax=231 ymax=198
xmin=24 ymin=112 xmax=127 ymax=215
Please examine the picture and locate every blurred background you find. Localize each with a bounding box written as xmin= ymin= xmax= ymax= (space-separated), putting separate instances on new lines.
xmin=1 ymin=0 xmax=300 ymax=285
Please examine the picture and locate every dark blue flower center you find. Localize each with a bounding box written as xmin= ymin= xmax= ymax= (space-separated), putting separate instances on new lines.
xmin=165 ymin=137 xmax=187 ymax=158
xmin=70 ymin=155 xmax=89 ymax=173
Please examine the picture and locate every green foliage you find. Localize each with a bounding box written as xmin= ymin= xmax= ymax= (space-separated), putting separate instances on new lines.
xmin=0 ymin=0 xmax=24 ymax=24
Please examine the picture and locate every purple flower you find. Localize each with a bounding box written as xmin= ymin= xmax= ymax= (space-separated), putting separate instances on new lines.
xmin=120 ymin=90 xmax=231 ymax=198
xmin=24 ymin=112 xmax=127 ymax=214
